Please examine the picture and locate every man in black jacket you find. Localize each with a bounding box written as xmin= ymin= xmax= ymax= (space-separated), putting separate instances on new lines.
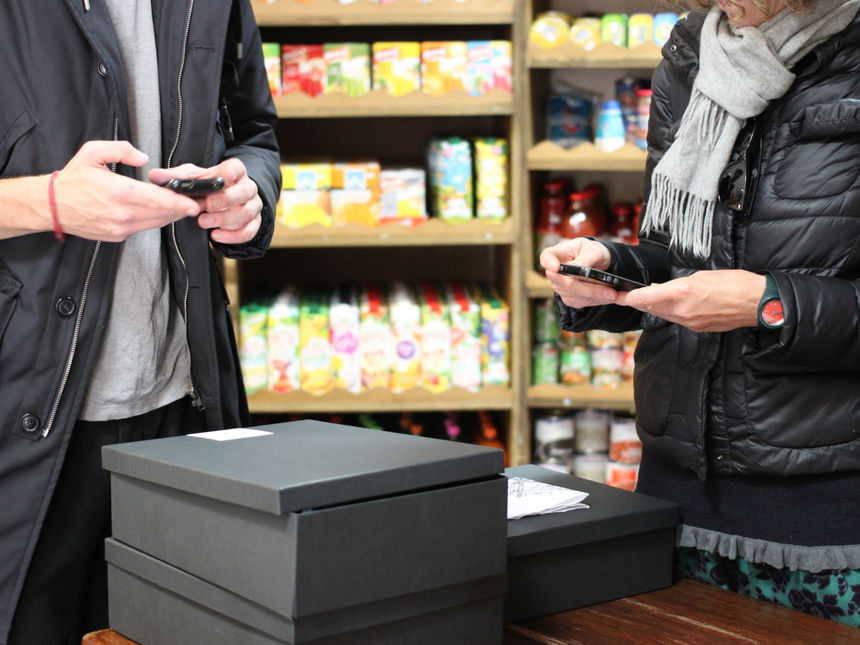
xmin=0 ymin=1 xmax=281 ymax=643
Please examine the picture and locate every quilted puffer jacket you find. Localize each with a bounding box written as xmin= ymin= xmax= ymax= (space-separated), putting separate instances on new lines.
xmin=560 ymin=11 xmax=860 ymax=481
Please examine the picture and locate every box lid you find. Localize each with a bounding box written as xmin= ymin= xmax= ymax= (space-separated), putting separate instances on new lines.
xmin=102 ymin=420 xmax=503 ymax=515
xmin=505 ymin=465 xmax=679 ymax=557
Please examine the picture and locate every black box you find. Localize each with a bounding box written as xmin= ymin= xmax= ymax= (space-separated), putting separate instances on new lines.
xmin=504 ymin=465 xmax=679 ymax=623
xmin=102 ymin=420 xmax=508 ymax=644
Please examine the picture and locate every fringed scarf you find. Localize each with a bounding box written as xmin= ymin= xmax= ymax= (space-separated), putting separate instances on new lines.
xmin=640 ymin=0 xmax=859 ymax=258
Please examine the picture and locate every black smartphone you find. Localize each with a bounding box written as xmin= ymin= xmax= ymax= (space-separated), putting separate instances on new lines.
xmin=558 ymin=263 xmax=647 ymax=291
xmin=161 ymin=177 xmax=224 ymax=197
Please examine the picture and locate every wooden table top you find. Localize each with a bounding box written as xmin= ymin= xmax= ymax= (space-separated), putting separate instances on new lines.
xmin=84 ymin=578 xmax=859 ymax=645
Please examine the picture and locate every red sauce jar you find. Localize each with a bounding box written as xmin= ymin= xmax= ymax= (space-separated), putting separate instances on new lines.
xmin=561 ymin=191 xmax=603 ymax=239
xmin=535 ymin=179 xmax=568 ymax=269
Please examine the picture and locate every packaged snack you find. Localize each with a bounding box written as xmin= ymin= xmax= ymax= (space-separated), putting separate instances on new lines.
xmin=372 ymin=42 xmax=421 ymax=96
xmin=417 ymin=282 xmax=452 ymax=392
xmin=360 ymin=283 xmax=391 ymax=390
xmin=465 ymin=41 xmax=493 ymax=96
xmin=601 ymin=13 xmax=629 ymax=48
xmin=324 ymin=43 xmax=371 ymax=97
xmin=570 ymin=17 xmax=602 ymax=51
xmin=379 ymin=168 xmax=427 ymax=226
xmin=426 ymin=137 xmax=473 ymax=221
xmin=388 ymin=281 xmax=422 ymax=392
xmin=420 ymin=41 xmax=468 ymax=96
xmin=281 ymin=44 xmax=325 ymax=97
xmin=490 ymin=41 xmax=513 ymax=93
xmin=331 ymin=161 xmax=381 ymax=226
xmin=529 ymin=11 xmax=571 ymax=49
xmin=266 ymin=288 xmax=300 ymax=393
xmin=476 ymin=284 xmax=510 ymax=387
xmin=262 ymin=42 xmax=281 ymax=96
xmin=445 ymin=281 xmax=482 ymax=391
xmin=329 ymin=285 xmax=361 ymax=393
xmin=472 ymin=137 xmax=508 ymax=221
xmin=628 ymin=13 xmax=655 ymax=48
xmin=239 ymin=300 xmax=269 ymax=395
xmin=299 ymin=289 xmax=333 ymax=395
xmin=279 ymin=162 xmax=332 ymax=228
xmin=546 ymin=83 xmax=598 ymax=149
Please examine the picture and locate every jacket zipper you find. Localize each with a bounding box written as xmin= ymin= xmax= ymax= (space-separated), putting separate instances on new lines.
xmin=168 ymin=0 xmax=204 ymax=411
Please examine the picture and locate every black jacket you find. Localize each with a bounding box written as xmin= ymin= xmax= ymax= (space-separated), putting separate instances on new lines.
xmin=0 ymin=0 xmax=280 ymax=638
xmin=561 ymin=12 xmax=860 ymax=480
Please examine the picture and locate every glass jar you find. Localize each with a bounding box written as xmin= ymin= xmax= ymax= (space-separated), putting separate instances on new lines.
xmin=535 ymin=179 xmax=568 ymax=269
xmin=561 ymin=191 xmax=602 ymax=239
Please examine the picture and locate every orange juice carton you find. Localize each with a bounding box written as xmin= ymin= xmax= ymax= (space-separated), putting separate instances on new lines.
xmin=299 ymin=288 xmax=333 ymax=395
xmin=472 ymin=137 xmax=509 ymax=221
xmin=331 ymin=161 xmax=381 ymax=226
xmin=262 ymin=43 xmax=281 ymax=96
xmin=426 ymin=137 xmax=473 ymax=221
xmin=324 ymin=43 xmax=371 ymax=97
xmin=420 ymin=41 xmax=468 ymax=97
xmin=372 ymin=42 xmax=421 ymax=96
xmin=444 ymin=281 xmax=482 ymax=391
xmin=417 ymin=282 xmax=452 ymax=392
xmin=279 ymin=161 xmax=332 ymax=228
xmin=239 ymin=300 xmax=269 ymax=395
xmin=476 ymin=283 xmax=510 ymax=387
xmin=359 ymin=283 xmax=391 ymax=390
xmin=266 ymin=287 xmax=301 ymax=393
xmin=388 ymin=281 xmax=422 ymax=392
xmin=281 ymin=44 xmax=325 ymax=97
xmin=329 ymin=285 xmax=362 ymax=394
xmin=379 ymin=168 xmax=427 ymax=226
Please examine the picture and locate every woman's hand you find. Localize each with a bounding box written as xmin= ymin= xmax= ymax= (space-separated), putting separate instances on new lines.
xmin=616 ymin=270 xmax=766 ymax=332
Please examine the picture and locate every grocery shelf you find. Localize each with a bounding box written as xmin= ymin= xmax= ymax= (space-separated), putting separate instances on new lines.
xmin=525 ymin=270 xmax=554 ymax=298
xmin=252 ymin=0 xmax=515 ymax=26
xmin=273 ymin=89 xmax=514 ymax=118
xmin=527 ymin=381 xmax=635 ymax=411
xmin=248 ymin=384 xmax=514 ymax=414
xmin=527 ymin=141 xmax=648 ymax=171
xmin=527 ymin=41 xmax=663 ymax=69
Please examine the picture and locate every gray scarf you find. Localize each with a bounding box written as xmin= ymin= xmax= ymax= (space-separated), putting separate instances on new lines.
xmin=641 ymin=0 xmax=859 ymax=258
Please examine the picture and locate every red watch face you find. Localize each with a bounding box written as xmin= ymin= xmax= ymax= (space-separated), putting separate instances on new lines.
xmin=761 ymin=299 xmax=784 ymax=326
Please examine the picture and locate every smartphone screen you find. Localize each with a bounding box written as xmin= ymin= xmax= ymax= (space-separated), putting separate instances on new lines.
xmin=558 ymin=264 xmax=647 ymax=291
xmin=161 ymin=177 xmax=224 ymax=197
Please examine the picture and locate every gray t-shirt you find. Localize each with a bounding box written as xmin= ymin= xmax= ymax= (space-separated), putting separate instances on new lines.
xmin=79 ymin=0 xmax=192 ymax=420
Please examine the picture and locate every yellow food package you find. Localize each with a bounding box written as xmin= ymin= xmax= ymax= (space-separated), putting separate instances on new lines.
xmin=279 ymin=162 xmax=332 ymax=228
xmin=420 ymin=41 xmax=468 ymax=97
xmin=570 ymin=17 xmax=602 ymax=51
xmin=472 ymin=137 xmax=508 ymax=221
xmin=330 ymin=161 xmax=381 ymax=226
xmin=529 ymin=12 xmax=571 ymax=49
xmin=372 ymin=42 xmax=421 ymax=96
xmin=628 ymin=13 xmax=655 ymax=48
xmin=299 ymin=289 xmax=333 ymax=395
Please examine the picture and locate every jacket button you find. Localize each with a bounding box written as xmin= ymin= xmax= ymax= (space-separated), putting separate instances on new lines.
xmin=98 ymin=61 xmax=108 ymax=76
xmin=716 ymin=454 xmax=724 ymax=461
xmin=670 ymin=44 xmax=678 ymax=52
xmin=56 ymin=297 xmax=76 ymax=317
xmin=20 ymin=414 xmax=40 ymax=433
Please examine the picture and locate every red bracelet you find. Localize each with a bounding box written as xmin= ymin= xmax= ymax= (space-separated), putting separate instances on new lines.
xmin=48 ymin=170 xmax=66 ymax=243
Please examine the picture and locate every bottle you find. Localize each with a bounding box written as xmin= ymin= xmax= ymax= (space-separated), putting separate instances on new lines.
xmin=444 ymin=412 xmax=462 ymax=441
xmin=582 ymin=184 xmax=609 ymax=236
xmin=561 ymin=192 xmax=602 ymax=239
xmin=534 ymin=179 xmax=568 ymax=270
xmin=594 ymin=100 xmax=626 ymax=153
xmin=476 ymin=411 xmax=509 ymax=466
xmin=635 ymin=88 xmax=652 ymax=150
xmin=610 ymin=201 xmax=636 ymax=243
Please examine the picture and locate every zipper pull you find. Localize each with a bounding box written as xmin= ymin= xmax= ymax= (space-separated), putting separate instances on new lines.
xmin=84 ymin=0 xmax=90 ymax=11
xmin=187 ymin=386 xmax=205 ymax=411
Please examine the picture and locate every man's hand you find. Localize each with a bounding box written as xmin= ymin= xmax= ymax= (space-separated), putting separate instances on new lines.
xmin=539 ymin=237 xmax=619 ymax=309
xmin=149 ymin=158 xmax=262 ymax=245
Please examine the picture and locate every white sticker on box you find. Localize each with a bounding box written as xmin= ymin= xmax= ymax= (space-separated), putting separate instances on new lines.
xmin=187 ymin=428 xmax=274 ymax=441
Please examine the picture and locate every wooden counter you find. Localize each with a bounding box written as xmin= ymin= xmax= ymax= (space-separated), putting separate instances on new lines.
xmin=83 ymin=578 xmax=859 ymax=645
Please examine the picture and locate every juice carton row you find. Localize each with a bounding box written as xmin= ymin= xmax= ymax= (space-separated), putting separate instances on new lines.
xmin=278 ymin=136 xmax=508 ymax=228
xmin=530 ymin=11 xmax=681 ymax=51
xmin=263 ymin=41 xmax=512 ymax=98
xmin=239 ymin=281 xmax=510 ymax=396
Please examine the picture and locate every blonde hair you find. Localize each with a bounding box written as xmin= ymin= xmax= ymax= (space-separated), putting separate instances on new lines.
xmin=661 ymin=0 xmax=817 ymax=11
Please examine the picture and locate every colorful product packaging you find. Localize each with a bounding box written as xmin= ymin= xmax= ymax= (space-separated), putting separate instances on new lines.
xmin=324 ymin=43 xmax=371 ymax=97
xmin=653 ymin=12 xmax=679 ymax=46
xmin=490 ymin=41 xmax=513 ymax=93
xmin=372 ymin=42 xmax=421 ymax=96
xmin=266 ymin=288 xmax=301 ymax=393
xmin=472 ymin=137 xmax=508 ymax=221
xmin=279 ymin=161 xmax=332 ymax=228
xmin=601 ymin=13 xmax=629 ymax=48
xmin=628 ymin=13 xmax=655 ymax=48
xmin=529 ymin=11 xmax=571 ymax=49
xmin=570 ymin=17 xmax=602 ymax=51
xmin=417 ymin=282 xmax=452 ymax=393
xmin=476 ymin=284 xmax=510 ymax=387
xmin=378 ymin=168 xmax=427 ymax=226
xmin=388 ymin=281 xmax=422 ymax=392
xmin=426 ymin=137 xmax=473 ymax=221
xmin=299 ymin=289 xmax=333 ymax=395
xmin=281 ymin=44 xmax=325 ymax=97
xmin=239 ymin=301 xmax=269 ymax=395
xmin=262 ymin=42 xmax=282 ymax=97
xmin=546 ymin=85 xmax=597 ymax=148
xmin=445 ymin=281 xmax=482 ymax=392
xmin=331 ymin=161 xmax=381 ymax=226
xmin=359 ymin=284 xmax=391 ymax=390
xmin=420 ymin=41 xmax=468 ymax=96
xmin=329 ymin=285 xmax=361 ymax=394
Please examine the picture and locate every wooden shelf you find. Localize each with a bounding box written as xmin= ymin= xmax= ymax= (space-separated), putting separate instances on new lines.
xmin=527 ymin=41 xmax=663 ymax=69
xmin=527 ymin=381 xmax=635 ymax=411
xmin=271 ymin=217 xmax=514 ymax=247
xmin=526 ymin=270 xmax=554 ymax=298
xmin=248 ymin=384 xmax=514 ymax=414
xmin=252 ymin=0 xmax=515 ymax=26
xmin=527 ymin=141 xmax=647 ymax=172
xmin=274 ymin=88 xmax=513 ymax=118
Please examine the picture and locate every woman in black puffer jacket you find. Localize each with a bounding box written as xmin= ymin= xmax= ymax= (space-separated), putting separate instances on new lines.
xmin=540 ymin=0 xmax=860 ymax=626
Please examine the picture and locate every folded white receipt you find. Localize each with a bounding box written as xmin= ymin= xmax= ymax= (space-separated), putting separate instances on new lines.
xmin=506 ymin=476 xmax=589 ymax=520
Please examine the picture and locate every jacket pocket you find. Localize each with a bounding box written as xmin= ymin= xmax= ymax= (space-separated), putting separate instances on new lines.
xmin=632 ymin=324 xmax=679 ymax=437
xmin=0 ymin=107 xmax=38 ymax=176
xmin=0 ymin=269 xmax=23 ymax=349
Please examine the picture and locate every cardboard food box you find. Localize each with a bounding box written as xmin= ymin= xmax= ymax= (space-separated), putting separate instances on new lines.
xmin=504 ymin=465 xmax=679 ymax=623
xmin=103 ymin=420 xmax=508 ymax=645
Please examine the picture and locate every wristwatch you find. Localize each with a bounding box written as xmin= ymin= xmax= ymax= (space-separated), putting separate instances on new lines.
xmin=757 ymin=273 xmax=785 ymax=329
